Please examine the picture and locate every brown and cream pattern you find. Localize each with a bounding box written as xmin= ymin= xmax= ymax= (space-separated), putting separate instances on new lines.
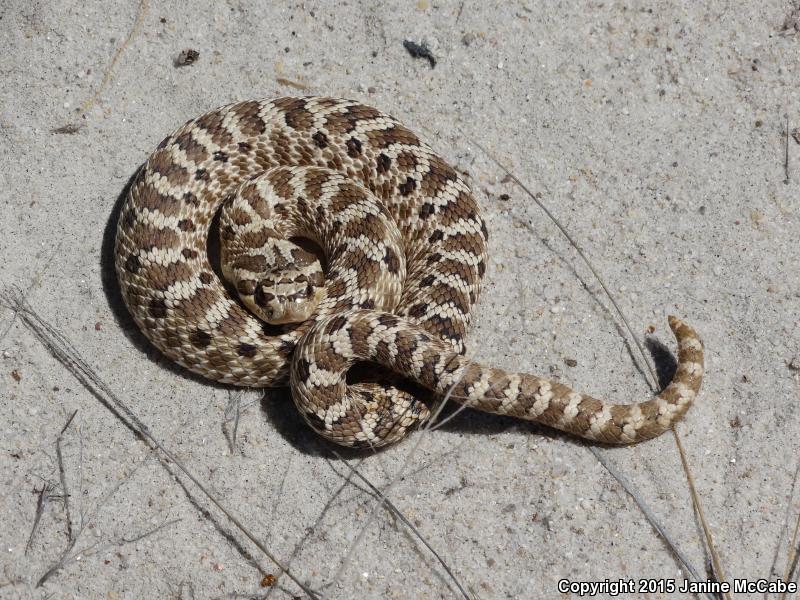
xmin=115 ymin=97 xmax=704 ymax=448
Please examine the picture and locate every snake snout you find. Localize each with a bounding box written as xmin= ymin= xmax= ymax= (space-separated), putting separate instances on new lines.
xmin=253 ymin=278 xmax=320 ymax=325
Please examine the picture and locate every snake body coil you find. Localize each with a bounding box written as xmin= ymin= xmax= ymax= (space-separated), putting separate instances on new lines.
xmin=115 ymin=97 xmax=704 ymax=447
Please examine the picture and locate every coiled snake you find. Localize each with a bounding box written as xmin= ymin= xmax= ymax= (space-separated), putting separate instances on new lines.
xmin=115 ymin=97 xmax=704 ymax=447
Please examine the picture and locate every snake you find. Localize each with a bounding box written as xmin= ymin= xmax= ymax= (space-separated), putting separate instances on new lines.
xmin=114 ymin=97 xmax=704 ymax=448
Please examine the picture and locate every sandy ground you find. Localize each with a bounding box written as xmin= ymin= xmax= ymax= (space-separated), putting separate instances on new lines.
xmin=2 ymin=1 xmax=800 ymax=598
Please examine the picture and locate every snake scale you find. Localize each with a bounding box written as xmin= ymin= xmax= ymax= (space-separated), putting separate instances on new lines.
xmin=115 ymin=97 xmax=704 ymax=448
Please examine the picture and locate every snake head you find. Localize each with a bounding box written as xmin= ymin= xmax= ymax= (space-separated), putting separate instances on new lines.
xmin=252 ymin=271 xmax=325 ymax=324
xmin=223 ymin=228 xmax=327 ymax=325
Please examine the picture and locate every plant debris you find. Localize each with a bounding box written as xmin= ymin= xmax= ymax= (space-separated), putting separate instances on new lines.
xmin=276 ymin=77 xmax=309 ymax=91
xmin=175 ymin=48 xmax=199 ymax=67
xmin=403 ymin=39 xmax=436 ymax=68
xmin=51 ymin=123 xmax=83 ymax=135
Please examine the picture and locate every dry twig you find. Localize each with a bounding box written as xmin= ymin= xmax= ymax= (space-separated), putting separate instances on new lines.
xmin=461 ymin=132 xmax=723 ymax=598
xmin=56 ymin=410 xmax=79 ymax=541
xmin=36 ymin=457 xmax=149 ymax=587
xmin=333 ymin=452 xmax=474 ymax=600
xmin=55 ymin=0 xmax=149 ymax=131
xmin=1 ymin=287 xmax=320 ymax=599
xmin=26 ymin=483 xmax=57 ymax=555
xmin=328 ymin=365 xmax=477 ymax=599
xmin=672 ymin=431 xmax=731 ymax=600
xmin=223 ymin=391 xmax=243 ymax=454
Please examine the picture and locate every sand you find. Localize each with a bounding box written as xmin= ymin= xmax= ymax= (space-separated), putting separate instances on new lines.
xmin=1 ymin=1 xmax=799 ymax=598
